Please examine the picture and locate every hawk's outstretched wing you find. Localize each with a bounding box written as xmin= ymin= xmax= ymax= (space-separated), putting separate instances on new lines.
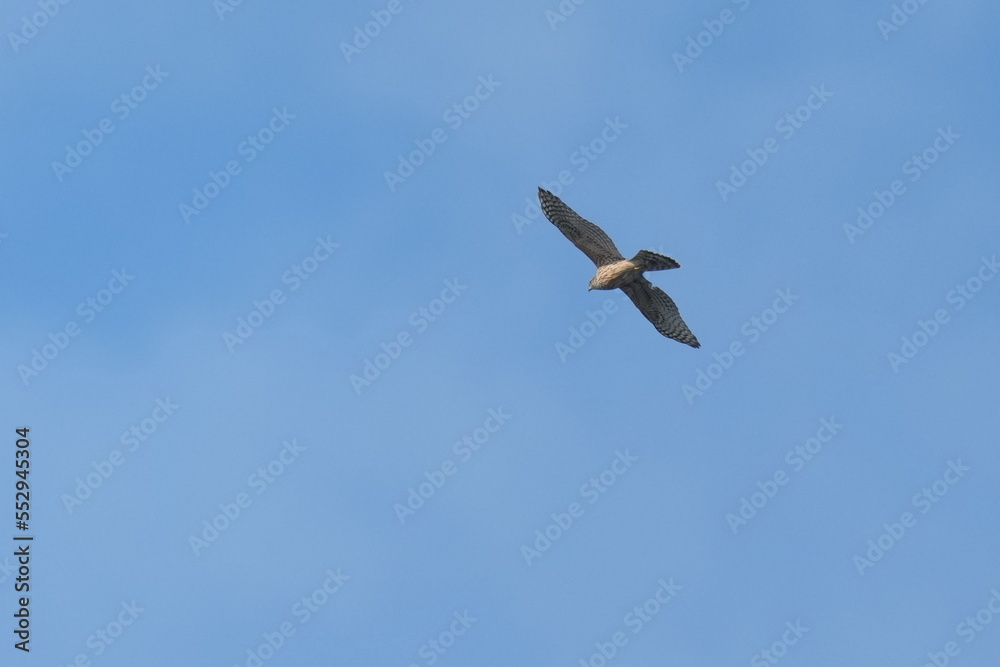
xmin=538 ymin=188 xmax=624 ymax=267
xmin=620 ymin=277 xmax=700 ymax=348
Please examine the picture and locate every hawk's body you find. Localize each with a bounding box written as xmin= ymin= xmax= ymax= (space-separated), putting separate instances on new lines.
xmin=538 ymin=188 xmax=700 ymax=348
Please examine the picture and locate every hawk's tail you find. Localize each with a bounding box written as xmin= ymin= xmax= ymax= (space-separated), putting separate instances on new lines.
xmin=631 ymin=250 xmax=680 ymax=271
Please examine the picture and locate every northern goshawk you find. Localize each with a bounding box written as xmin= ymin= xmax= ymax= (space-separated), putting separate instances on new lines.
xmin=538 ymin=187 xmax=700 ymax=348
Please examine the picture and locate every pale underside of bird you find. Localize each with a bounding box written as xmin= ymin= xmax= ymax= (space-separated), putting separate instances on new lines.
xmin=538 ymin=187 xmax=700 ymax=348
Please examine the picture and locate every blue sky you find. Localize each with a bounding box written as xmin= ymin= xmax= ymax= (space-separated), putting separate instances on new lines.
xmin=2 ymin=0 xmax=999 ymax=665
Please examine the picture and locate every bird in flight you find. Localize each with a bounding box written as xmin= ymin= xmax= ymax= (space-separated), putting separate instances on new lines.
xmin=538 ymin=187 xmax=700 ymax=348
